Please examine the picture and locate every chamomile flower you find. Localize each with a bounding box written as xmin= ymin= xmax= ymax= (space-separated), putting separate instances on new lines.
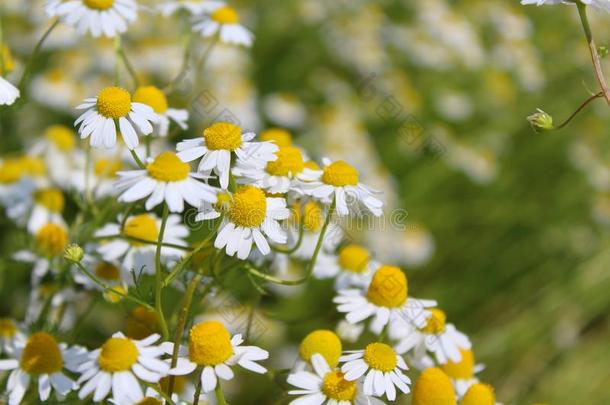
xmin=412 ymin=367 xmax=456 ymax=405
xmin=27 ymin=187 xmax=67 ymax=234
xmin=0 ymin=319 xmax=25 ymax=355
xmin=95 ymin=213 xmax=188 ymax=274
xmin=522 ymin=0 xmax=610 ymax=11
xmin=0 ymin=332 xmax=86 ymax=405
xmin=287 ymin=353 xmax=384 ymax=405
xmin=297 ymin=158 xmax=383 ymax=217
xmin=460 ymin=383 xmax=499 ymax=405
xmin=233 ymin=145 xmax=306 ymax=194
xmin=133 ymin=86 xmax=188 ymax=136
xmin=259 ymin=128 xmax=294 ymax=147
xmin=0 ymin=76 xmax=19 ymax=105
xmin=440 ymin=349 xmax=486 ymax=398
xmin=192 ymin=5 xmax=254 ymax=47
xmin=333 ymin=265 xmax=436 ymax=335
xmin=114 ymin=151 xmax=217 ymax=213
xmin=392 ymin=308 xmax=471 ymax=366
xmin=75 ymin=86 xmax=159 ymax=150
xmin=46 ymin=0 xmax=138 ymax=38
xmin=197 ymin=186 xmax=289 ymax=259
xmin=314 ymin=244 xmax=375 ymax=289
xmin=77 ymin=333 xmax=170 ymax=404
xmin=157 ymin=0 xmax=225 ymax=17
xmin=177 ymin=121 xmax=278 ymax=189
xmin=340 ymin=342 xmax=411 ymax=400
xmin=164 ymin=321 xmax=269 ymax=393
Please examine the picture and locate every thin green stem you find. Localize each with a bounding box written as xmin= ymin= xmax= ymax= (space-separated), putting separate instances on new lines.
xmin=556 ymin=91 xmax=603 ymax=130
xmin=129 ymin=149 xmax=146 ymax=169
xmin=577 ymin=3 xmax=610 ymax=105
xmin=18 ymin=19 xmax=59 ymax=92
xmin=214 ymin=382 xmax=228 ymax=405
xmin=189 ymin=34 xmax=218 ymax=105
xmin=193 ymin=367 xmax=204 ymax=405
xmin=271 ymin=222 xmax=304 ymax=254
xmin=92 ymin=234 xmax=192 ymax=251
xmin=142 ymin=382 xmax=175 ymax=405
xmin=155 ymin=204 xmax=171 ymax=340
xmin=117 ymin=40 xmax=140 ymax=88
xmin=166 ymin=32 xmax=194 ymax=93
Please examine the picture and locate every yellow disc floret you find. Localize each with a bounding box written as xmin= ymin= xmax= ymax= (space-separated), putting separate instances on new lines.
xmin=133 ymin=86 xmax=169 ymax=114
xmin=95 ymin=262 xmax=121 ymax=281
xmin=20 ymin=332 xmax=64 ymax=375
xmin=123 ymin=214 xmax=159 ymax=246
xmin=366 ymin=265 xmax=408 ymax=308
xmin=104 ymin=285 xmax=127 ymax=304
xmin=321 ymin=160 xmax=359 ymax=186
xmin=214 ymin=192 xmax=233 ymax=213
xmin=45 ymin=125 xmax=76 ymax=152
xmin=265 ymin=146 xmax=304 ymax=177
xmin=321 ymin=370 xmax=357 ymax=401
xmin=292 ymin=201 xmax=322 ymax=232
xmin=228 ymin=186 xmax=267 ymax=228
xmin=260 ymin=128 xmax=292 ymax=147
xmin=98 ymin=337 xmax=139 ymax=372
xmin=211 ymin=6 xmax=240 ymax=24
xmin=441 ymin=349 xmax=475 ymax=380
xmin=188 ymin=321 xmax=233 ymax=366
xmin=97 ymin=87 xmax=132 ymax=119
xmin=147 ymin=152 xmax=190 ymax=182
xmin=363 ymin=342 xmax=397 ymax=372
xmin=0 ymin=157 xmax=46 ymax=184
xmin=36 ymin=223 xmax=69 ymax=257
xmin=420 ymin=308 xmax=447 ymax=335
xmin=412 ymin=368 xmax=456 ymax=405
xmin=94 ymin=159 xmax=122 ymax=178
xmin=461 ymin=383 xmax=495 ymax=405
xmin=203 ymin=122 xmax=242 ymax=151
xmin=299 ymin=330 xmax=342 ymax=368
xmin=0 ymin=318 xmax=17 ymax=337
xmin=338 ymin=244 xmax=370 ymax=273
xmin=84 ymin=0 xmax=114 ymax=11
xmin=34 ymin=188 xmax=65 ymax=213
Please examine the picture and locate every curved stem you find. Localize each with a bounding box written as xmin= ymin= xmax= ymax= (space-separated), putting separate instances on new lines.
xmin=129 ymin=149 xmax=146 ymax=169
xmin=271 ymin=222 xmax=304 ymax=254
xmin=577 ymin=3 xmax=610 ymax=105
xmin=556 ymin=91 xmax=603 ymax=130
xmin=18 ymin=19 xmax=59 ymax=92
xmin=214 ymin=382 xmax=228 ymax=405
xmin=155 ymin=204 xmax=170 ymax=340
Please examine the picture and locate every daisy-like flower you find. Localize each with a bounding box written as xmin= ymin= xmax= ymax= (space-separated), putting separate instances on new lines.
xmin=296 ymin=329 xmax=343 ymax=371
xmin=314 ymin=244 xmax=375 ymax=289
xmin=77 ymin=333 xmax=170 ymax=404
xmin=333 ymin=265 xmax=436 ymax=335
xmin=460 ymin=383 xmax=499 ymax=405
xmin=192 ymin=5 xmax=254 ymax=47
xmin=165 ymin=321 xmax=269 ymax=393
xmin=0 ymin=318 xmax=25 ymax=355
xmin=522 ymin=0 xmax=610 ymax=12
xmin=297 ymin=158 xmax=383 ymax=217
xmin=0 ymin=76 xmax=19 ymax=105
xmin=0 ymin=332 xmax=87 ymax=405
xmin=177 ymin=121 xmax=278 ymax=189
xmin=157 ymin=0 xmax=225 ymax=17
xmin=27 ymin=187 xmax=66 ymax=233
xmin=75 ymin=86 xmax=159 ymax=150
xmin=411 ymin=367 xmax=457 ymax=405
xmin=132 ymin=86 xmax=188 ymax=136
xmin=392 ymin=308 xmax=471 ymax=366
xmin=340 ymin=342 xmax=410 ymax=401
xmin=287 ymin=353 xmax=385 ymax=405
xmin=440 ymin=349 xmax=486 ymax=398
xmin=197 ymin=185 xmax=289 ymax=259
xmin=95 ymin=213 xmax=188 ymax=274
xmin=45 ymin=0 xmax=138 ymax=38
xmin=115 ymin=151 xmax=217 ymax=213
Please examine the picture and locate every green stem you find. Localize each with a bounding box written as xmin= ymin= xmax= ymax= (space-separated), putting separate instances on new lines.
xmin=271 ymin=222 xmax=304 ymax=254
xmin=155 ymin=204 xmax=171 ymax=340
xmin=117 ymin=40 xmax=140 ymax=88
xmin=18 ymin=19 xmax=59 ymax=92
xmin=166 ymin=32 xmax=194 ymax=93
xmin=214 ymin=382 xmax=228 ymax=405
xmin=193 ymin=367 xmax=204 ymax=405
xmin=577 ymin=3 xmax=610 ymax=105
xmin=555 ymin=91 xmax=603 ymax=130
xmin=189 ymin=34 xmax=218 ymax=105
xmin=92 ymin=234 xmax=192 ymax=251
xmin=129 ymin=149 xmax=146 ymax=169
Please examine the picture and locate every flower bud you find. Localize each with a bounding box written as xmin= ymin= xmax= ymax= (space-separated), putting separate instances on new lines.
xmin=527 ymin=109 xmax=554 ymax=133
xmin=63 ymin=243 xmax=84 ymax=263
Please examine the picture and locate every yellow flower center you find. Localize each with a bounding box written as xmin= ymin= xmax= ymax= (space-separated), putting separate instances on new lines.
xmin=265 ymin=146 xmax=304 ymax=177
xmin=0 ymin=157 xmax=46 ymax=184
xmin=363 ymin=342 xmax=397 ymax=372
xmin=1 ymin=45 xmax=15 ymax=74
xmin=94 ymin=158 xmax=122 ymax=178
xmin=20 ymin=332 xmax=64 ymax=375
xmin=321 ymin=370 xmax=357 ymax=401
xmin=36 ymin=224 xmax=69 ymax=257
xmin=228 ymin=186 xmax=267 ymax=228
xmin=123 ymin=214 xmax=159 ymax=246
xmin=413 ymin=368 xmax=456 ymax=405
xmin=420 ymin=308 xmax=447 ymax=335
xmin=292 ymin=201 xmax=322 ymax=232
xmin=214 ymin=192 xmax=233 ymax=213
xmin=83 ymin=0 xmax=114 ymax=11
xmin=133 ymin=86 xmax=169 ymax=114
xmin=98 ymin=337 xmax=139 ymax=372
xmin=366 ymin=265 xmax=408 ymax=308
xmin=211 ymin=6 xmax=240 ymax=24
xmin=0 ymin=318 xmax=17 ymax=337
xmin=97 ymin=87 xmax=132 ymax=119
xmin=441 ymin=349 xmax=474 ymax=380
xmin=95 ymin=262 xmax=121 ymax=281
xmin=45 ymin=125 xmax=76 ymax=152
xmin=147 ymin=152 xmax=190 ymax=182
xmin=135 ymin=398 xmax=163 ymax=405
xmin=299 ymin=330 xmax=342 ymax=368
xmin=338 ymin=244 xmax=370 ymax=273
xmin=21 ymin=157 xmax=47 ymax=177
xmin=104 ymin=285 xmax=127 ymax=304
xmin=203 ymin=122 xmax=242 ymax=151
xmin=304 ymin=161 xmax=321 ymax=171
xmin=260 ymin=128 xmax=292 ymax=147
xmin=188 ymin=321 xmax=233 ymax=366
xmin=461 ymin=383 xmax=495 ymax=405
xmin=321 ymin=160 xmax=359 ymax=186
xmin=34 ymin=188 xmax=65 ymax=213
xmin=125 ymin=306 xmax=160 ymax=340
